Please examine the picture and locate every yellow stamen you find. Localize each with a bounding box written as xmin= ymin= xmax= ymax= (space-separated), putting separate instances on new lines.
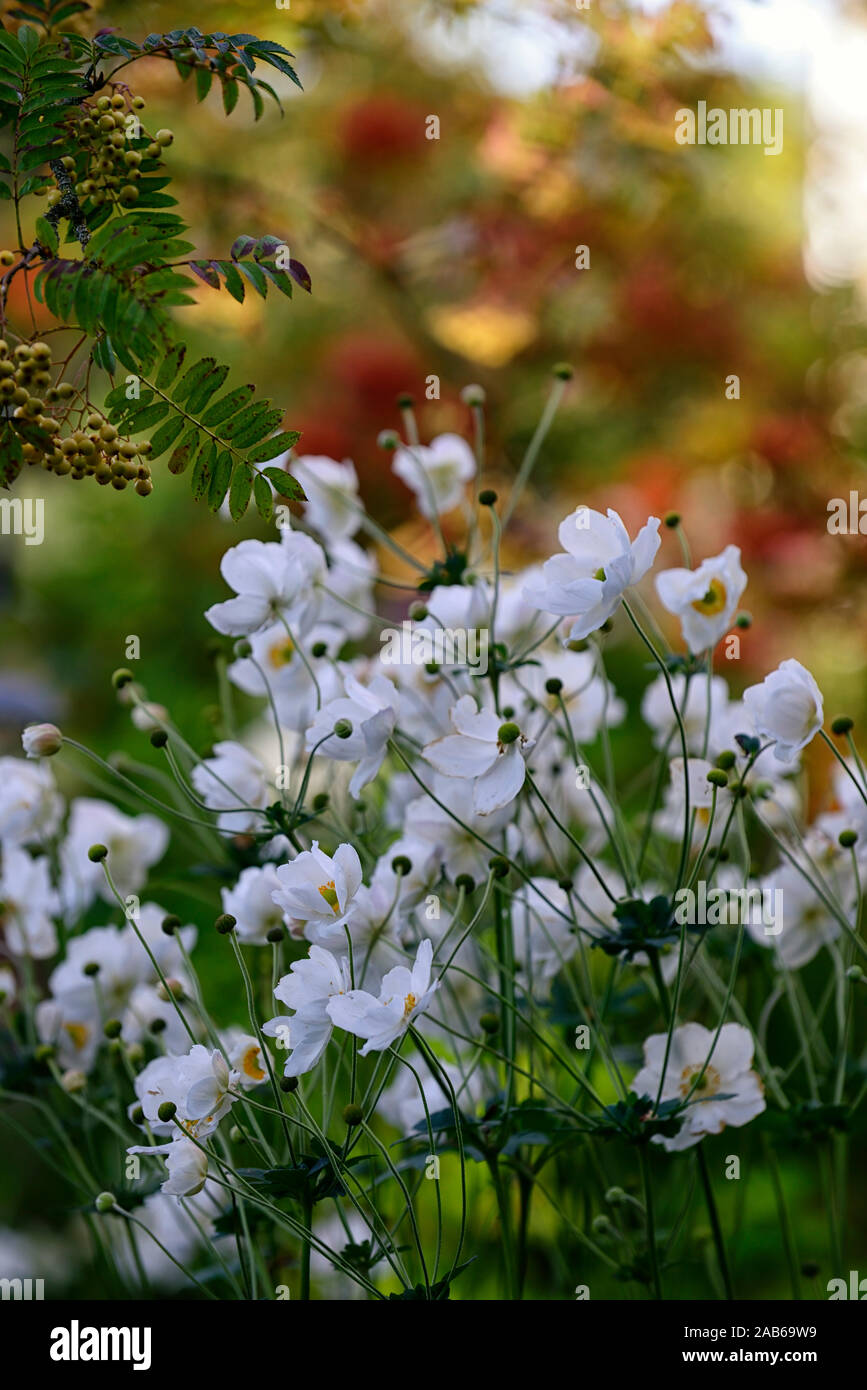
xmin=402 ymin=992 xmax=418 ymax=1020
xmin=318 ymin=880 xmax=339 ymax=912
xmin=268 ymin=637 xmax=295 ymax=669
xmin=691 ymin=578 xmax=727 ymax=617
xmin=678 ymin=1063 xmax=721 ymax=1100
xmin=241 ymin=1045 xmax=265 ymax=1082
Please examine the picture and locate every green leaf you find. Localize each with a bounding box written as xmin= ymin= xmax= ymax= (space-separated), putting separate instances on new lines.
xmin=147 ymin=414 xmax=186 ymax=459
xmin=155 ymin=342 xmax=186 ymax=392
xmin=190 ymin=438 xmax=216 ymax=495
xmin=228 ymin=462 xmax=253 ymax=520
xmin=208 ymin=450 xmax=233 ymax=510
xmin=250 ymin=431 xmax=301 ymax=463
xmin=253 ymin=472 xmax=273 ymax=523
xmin=262 ymin=467 xmax=305 ymax=500
xmin=201 ymin=383 xmax=255 ymax=429
xmin=174 ymin=356 xmax=218 ymax=404
xmin=169 ymin=426 xmax=201 ymax=475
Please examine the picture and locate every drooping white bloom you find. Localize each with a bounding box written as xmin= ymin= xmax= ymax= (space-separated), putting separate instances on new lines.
xmin=305 ymin=673 xmax=399 ymax=798
xmin=263 ymin=944 xmax=352 ymax=1076
xmin=191 ymin=741 xmax=269 ymax=833
xmin=289 ymin=455 xmax=362 ymax=539
xmin=655 ymin=546 xmax=747 ymax=654
xmin=742 ymin=659 xmax=824 ymax=763
xmin=221 ymin=864 xmax=286 ymax=944
xmin=128 ymin=1136 xmax=210 ymax=1198
xmin=0 ymin=757 xmax=63 ymax=846
xmin=132 ymin=1046 xmax=237 ymax=1140
xmin=271 ymin=841 xmax=363 ymax=934
xmin=21 ymin=722 xmax=63 ymax=758
xmin=523 ymin=506 xmax=661 ymax=640
xmin=632 ymin=1022 xmax=765 ymax=1152
xmin=392 ymin=433 xmax=476 ymax=518
xmin=204 ymin=538 xmax=311 ymax=637
xmin=327 ymin=938 xmax=439 ymax=1055
xmin=49 ymin=910 xmax=195 ymax=1021
xmin=423 ymin=695 xmax=534 ymax=815
xmin=0 ymin=845 xmax=60 ymax=958
xmin=60 ymin=799 xmax=169 ymax=912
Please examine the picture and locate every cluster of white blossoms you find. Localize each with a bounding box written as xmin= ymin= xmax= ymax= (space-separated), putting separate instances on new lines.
xmin=3 ymin=425 xmax=864 ymax=1299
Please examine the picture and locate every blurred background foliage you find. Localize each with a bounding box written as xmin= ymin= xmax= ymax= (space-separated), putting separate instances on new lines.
xmin=1 ymin=0 xmax=866 ymax=1298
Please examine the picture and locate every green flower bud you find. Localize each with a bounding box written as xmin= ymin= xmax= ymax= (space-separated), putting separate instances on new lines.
xmin=157 ymin=1100 xmax=177 ymax=1123
xmin=715 ymin=750 xmax=736 ymax=771
xmin=478 ymin=488 xmax=498 ymax=506
xmin=831 ymin=715 xmax=854 ymax=736
xmin=103 ymin=1018 xmax=122 ymax=1039
xmin=334 ymin=718 xmax=353 ymax=739
xmin=215 ymin=913 xmax=237 ymax=935
xmin=479 ymin=1012 xmax=499 ymax=1034
xmin=839 ymin=829 xmax=858 ymax=849
xmin=552 ymin=362 xmax=574 ymax=380
xmin=455 ymin=873 xmax=475 ymax=893
xmin=95 ymin=1192 xmax=116 ymax=1213
xmin=112 ymin=668 xmax=134 ymax=689
xmin=664 ymin=512 xmax=681 ymax=528
xmin=87 ymin=844 xmax=108 ymax=862
xmin=706 ymin=769 xmax=728 ymax=788
xmin=342 ymin=1102 xmax=364 ymax=1127
xmin=391 ymin=854 xmax=412 ymax=875
xmin=545 ymin=678 xmax=563 ymax=696
xmin=497 ymin=721 xmax=520 ymax=744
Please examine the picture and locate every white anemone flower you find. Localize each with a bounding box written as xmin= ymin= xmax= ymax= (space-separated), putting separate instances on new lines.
xmin=632 ymin=1022 xmax=765 ymax=1152
xmin=423 ymin=694 xmax=534 ymax=815
xmin=523 ymin=506 xmax=661 ymax=640
xmin=742 ymin=659 xmax=824 ymax=763
xmin=263 ymin=944 xmax=352 ymax=1076
xmin=191 ymin=741 xmax=269 ymax=833
xmin=655 ymin=545 xmax=747 ymax=654
xmin=204 ymin=538 xmax=310 ymax=637
xmin=271 ymin=841 xmax=363 ymax=934
xmin=392 ymin=432 xmax=476 ymax=518
xmin=305 ymin=673 xmax=399 ymax=798
xmin=221 ymin=864 xmax=286 ymax=944
xmin=0 ymin=845 xmax=60 ymax=958
xmin=289 ymin=454 xmax=362 ymax=539
xmin=0 ymin=757 xmax=63 ymax=846
xmin=327 ymin=938 xmax=439 ymax=1055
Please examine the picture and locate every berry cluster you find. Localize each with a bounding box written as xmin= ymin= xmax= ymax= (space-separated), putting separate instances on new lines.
xmin=0 ymin=338 xmax=152 ymax=493
xmin=40 ymin=91 xmax=173 ymax=212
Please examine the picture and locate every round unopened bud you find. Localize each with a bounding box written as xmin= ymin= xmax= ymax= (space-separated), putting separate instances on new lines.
xmin=229 ymin=1125 xmax=244 ymax=1144
xmin=334 ymin=718 xmax=353 ymax=739
xmin=592 ymin=1214 xmax=613 ymax=1235
xmin=161 ymin=914 xmax=181 ymax=936
xmin=312 ymin=792 xmax=329 ymax=812
xmin=846 ymin=965 xmax=864 ymax=983
xmin=391 ymin=854 xmax=412 ymax=875
xmin=460 ymin=383 xmax=486 ymax=406
xmin=831 ymin=715 xmax=854 ymax=736
xmin=149 ymin=1017 xmax=167 ymax=1035
xmin=839 ymin=829 xmax=858 ymax=849
xmin=266 ymin=925 xmax=285 ymax=944
xmin=150 ymin=729 xmax=168 ymax=748
xmin=279 ymin=1075 xmax=298 ymax=1093
xmin=408 ymin=602 xmax=428 ymax=621
xmin=342 ymin=1102 xmax=364 ymax=1127
xmin=479 ymin=1012 xmax=499 ymax=1034
xmin=396 ymin=391 xmax=414 ymax=409
xmin=21 ymin=722 xmax=62 ymax=757
xmin=663 ymin=511 xmax=681 ymax=529
xmin=130 ymin=1103 xmax=144 ymax=1125
xmin=557 ymin=878 xmax=574 ymax=893
xmin=377 ymin=429 xmax=399 ymax=451
xmin=478 ymin=488 xmax=498 ymax=506
xmin=35 ymin=1043 xmax=56 ymax=1063
xmin=489 ymin=856 xmax=510 ymax=879
xmin=87 ymin=844 xmax=108 ymax=862
xmin=310 ymin=641 xmax=327 ymax=658
xmin=103 ymin=1018 xmax=122 ymax=1039
xmin=61 ymin=1068 xmax=87 ymax=1093
xmin=715 ymin=749 xmax=736 ymax=771
xmin=83 ymin=961 xmax=101 ymax=977
xmin=215 ymin=913 xmax=237 ymax=935
xmin=497 ymin=722 xmax=520 ymax=744
xmin=112 ymin=668 xmax=134 ymax=689
xmin=734 ymin=611 xmax=752 ymax=630
xmin=552 ymin=362 xmax=574 ymax=380
xmin=545 ymin=678 xmax=563 ymax=696
xmin=95 ymin=1192 xmax=116 ymax=1213
xmin=234 ymin=639 xmax=252 ymax=659
xmin=157 ymin=1100 xmax=177 ymax=1123
xmin=706 ymin=769 xmax=728 ymax=788
xmin=157 ymin=978 xmax=185 ymax=1004
xmin=604 ymin=1186 xmax=627 ymax=1206
xmin=455 ymin=873 xmax=475 ymax=893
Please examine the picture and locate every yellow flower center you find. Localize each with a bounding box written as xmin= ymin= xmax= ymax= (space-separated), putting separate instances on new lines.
xmin=241 ymin=1045 xmax=265 ymax=1082
xmin=402 ymin=992 xmax=418 ymax=1020
xmin=318 ymin=880 xmax=339 ymax=912
xmin=679 ymin=1063 xmax=721 ymax=1100
xmin=64 ymin=1022 xmax=90 ymax=1051
xmin=691 ymin=578 xmax=727 ymax=617
xmin=268 ymin=637 xmax=295 ymax=668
